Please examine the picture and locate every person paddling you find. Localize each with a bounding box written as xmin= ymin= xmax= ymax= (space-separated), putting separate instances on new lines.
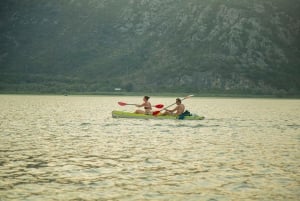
xmin=162 ymin=98 xmax=185 ymax=116
xmin=135 ymin=96 xmax=152 ymax=115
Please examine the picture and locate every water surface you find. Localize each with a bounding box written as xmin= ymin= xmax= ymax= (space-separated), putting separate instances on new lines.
xmin=0 ymin=95 xmax=299 ymax=200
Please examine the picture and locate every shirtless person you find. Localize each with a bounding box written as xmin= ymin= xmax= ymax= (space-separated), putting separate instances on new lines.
xmin=163 ymin=98 xmax=185 ymax=116
xmin=135 ymin=96 xmax=152 ymax=115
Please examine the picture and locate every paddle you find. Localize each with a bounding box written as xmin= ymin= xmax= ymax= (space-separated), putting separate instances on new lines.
xmin=152 ymin=94 xmax=194 ymax=116
xmin=118 ymin=102 xmax=164 ymax=109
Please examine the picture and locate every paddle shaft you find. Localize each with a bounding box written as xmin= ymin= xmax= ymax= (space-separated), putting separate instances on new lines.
xmin=118 ymin=102 xmax=164 ymax=108
xmin=155 ymin=95 xmax=193 ymax=113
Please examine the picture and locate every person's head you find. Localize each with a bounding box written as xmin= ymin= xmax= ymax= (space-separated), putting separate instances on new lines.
xmin=176 ymin=98 xmax=181 ymax=105
xmin=144 ymin=96 xmax=150 ymax=101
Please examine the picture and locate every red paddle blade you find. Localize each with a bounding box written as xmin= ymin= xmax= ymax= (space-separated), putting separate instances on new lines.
xmin=152 ymin=111 xmax=160 ymax=116
xmin=154 ymin=104 xmax=164 ymax=109
xmin=118 ymin=102 xmax=127 ymax=106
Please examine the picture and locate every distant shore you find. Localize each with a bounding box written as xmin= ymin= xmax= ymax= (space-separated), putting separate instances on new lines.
xmin=1 ymin=91 xmax=299 ymax=99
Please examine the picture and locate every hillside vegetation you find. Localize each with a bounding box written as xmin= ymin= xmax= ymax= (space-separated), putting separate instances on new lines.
xmin=0 ymin=0 xmax=299 ymax=95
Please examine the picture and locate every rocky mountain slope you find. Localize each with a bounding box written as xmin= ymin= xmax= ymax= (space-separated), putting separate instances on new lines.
xmin=0 ymin=0 xmax=299 ymax=95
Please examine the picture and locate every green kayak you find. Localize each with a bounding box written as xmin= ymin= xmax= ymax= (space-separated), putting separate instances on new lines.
xmin=112 ymin=110 xmax=205 ymax=120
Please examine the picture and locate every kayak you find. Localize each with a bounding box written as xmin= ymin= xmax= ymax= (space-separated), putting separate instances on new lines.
xmin=112 ymin=110 xmax=205 ymax=120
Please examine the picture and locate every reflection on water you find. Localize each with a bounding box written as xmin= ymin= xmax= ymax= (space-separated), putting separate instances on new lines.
xmin=0 ymin=95 xmax=299 ymax=200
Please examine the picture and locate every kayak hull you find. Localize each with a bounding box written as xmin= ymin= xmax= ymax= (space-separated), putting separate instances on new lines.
xmin=112 ymin=110 xmax=205 ymax=120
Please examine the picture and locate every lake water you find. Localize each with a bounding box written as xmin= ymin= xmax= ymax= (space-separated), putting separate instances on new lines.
xmin=0 ymin=95 xmax=299 ymax=200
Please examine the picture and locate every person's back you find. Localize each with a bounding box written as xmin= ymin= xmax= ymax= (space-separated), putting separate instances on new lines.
xmin=143 ymin=101 xmax=152 ymax=114
xmin=176 ymin=103 xmax=185 ymax=115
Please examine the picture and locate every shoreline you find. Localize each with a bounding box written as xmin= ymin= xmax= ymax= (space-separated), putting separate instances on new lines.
xmin=0 ymin=91 xmax=299 ymax=99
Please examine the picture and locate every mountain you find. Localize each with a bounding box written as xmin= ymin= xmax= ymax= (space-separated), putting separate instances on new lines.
xmin=0 ymin=0 xmax=299 ymax=95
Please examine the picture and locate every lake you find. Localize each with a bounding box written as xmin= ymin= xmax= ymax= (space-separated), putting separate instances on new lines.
xmin=0 ymin=95 xmax=299 ymax=200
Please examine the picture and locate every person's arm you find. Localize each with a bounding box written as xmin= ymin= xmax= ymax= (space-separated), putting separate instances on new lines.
xmin=166 ymin=106 xmax=178 ymax=112
xmin=136 ymin=103 xmax=145 ymax=107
